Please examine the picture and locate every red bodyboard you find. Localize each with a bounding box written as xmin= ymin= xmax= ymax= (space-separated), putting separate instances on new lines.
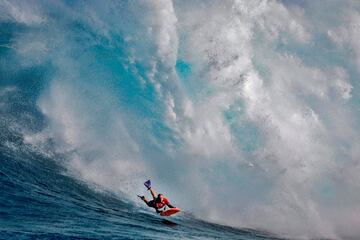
xmin=160 ymin=208 xmax=180 ymax=216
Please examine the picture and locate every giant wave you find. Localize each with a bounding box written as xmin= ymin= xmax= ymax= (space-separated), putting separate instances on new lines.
xmin=1 ymin=1 xmax=360 ymax=239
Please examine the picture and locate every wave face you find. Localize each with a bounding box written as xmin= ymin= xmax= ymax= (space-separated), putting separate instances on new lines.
xmin=1 ymin=141 xmax=281 ymax=239
xmin=1 ymin=1 xmax=360 ymax=239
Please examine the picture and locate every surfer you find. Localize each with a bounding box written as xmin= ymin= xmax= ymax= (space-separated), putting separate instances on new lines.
xmin=138 ymin=180 xmax=175 ymax=213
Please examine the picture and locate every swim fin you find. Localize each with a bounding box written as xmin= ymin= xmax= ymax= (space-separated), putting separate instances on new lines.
xmin=144 ymin=180 xmax=151 ymax=189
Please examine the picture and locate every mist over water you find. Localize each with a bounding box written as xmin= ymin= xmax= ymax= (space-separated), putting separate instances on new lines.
xmin=1 ymin=0 xmax=360 ymax=239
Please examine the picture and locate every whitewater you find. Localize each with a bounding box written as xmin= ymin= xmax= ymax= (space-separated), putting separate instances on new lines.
xmin=1 ymin=1 xmax=360 ymax=239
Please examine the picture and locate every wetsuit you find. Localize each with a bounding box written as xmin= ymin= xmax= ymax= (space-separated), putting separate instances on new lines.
xmin=146 ymin=197 xmax=174 ymax=213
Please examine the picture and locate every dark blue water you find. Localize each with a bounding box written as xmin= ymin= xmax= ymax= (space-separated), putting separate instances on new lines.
xmin=0 ymin=140 xmax=281 ymax=239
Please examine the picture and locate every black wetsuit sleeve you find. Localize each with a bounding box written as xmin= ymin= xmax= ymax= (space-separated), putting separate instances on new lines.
xmin=167 ymin=204 xmax=175 ymax=208
xmin=146 ymin=200 xmax=154 ymax=208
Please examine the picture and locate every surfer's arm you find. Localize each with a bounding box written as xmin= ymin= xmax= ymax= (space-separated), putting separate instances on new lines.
xmin=138 ymin=195 xmax=149 ymax=204
xmin=164 ymin=199 xmax=175 ymax=208
xmin=166 ymin=203 xmax=175 ymax=208
xmin=149 ymin=188 xmax=157 ymax=199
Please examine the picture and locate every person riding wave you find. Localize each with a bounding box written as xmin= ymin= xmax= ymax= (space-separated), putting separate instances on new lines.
xmin=138 ymin=180 xmax=175 ymax=213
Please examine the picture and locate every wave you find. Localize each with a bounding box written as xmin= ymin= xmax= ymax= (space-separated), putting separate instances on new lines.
xmin=1 ymin=1 xmax=360 ymax=239
xmin=0 ymin=138 xmax=282 ymax=239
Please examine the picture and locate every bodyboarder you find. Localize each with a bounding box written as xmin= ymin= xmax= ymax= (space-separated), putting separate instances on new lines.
xmin=138 ymin=180 xmax=175 ymax=213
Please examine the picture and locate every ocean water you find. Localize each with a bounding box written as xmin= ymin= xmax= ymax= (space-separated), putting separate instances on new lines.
xmin=1 ymin=1 xmax=360 ymax=239
xmin=0 ymin=144 xmax=282 ymax=239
